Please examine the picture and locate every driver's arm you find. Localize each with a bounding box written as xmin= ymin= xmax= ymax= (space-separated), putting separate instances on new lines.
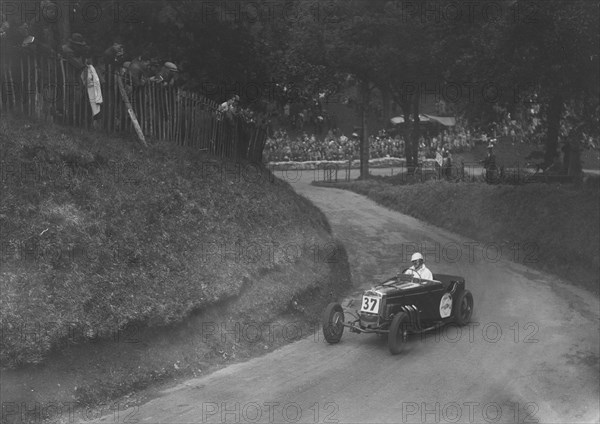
xmin=403 ymin=268 xmax=422 ymax=281
xmin=420 ymin=268 xmax=433 ymax=281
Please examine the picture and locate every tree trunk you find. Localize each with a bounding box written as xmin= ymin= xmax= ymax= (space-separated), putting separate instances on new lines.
xmin=56 ymin=0 xmax=71 ymax=45
xmin=381 ymin=88 xmax=390 ymax=125
xmin=544 ymin=93 xmax=563 ymax=167
xmin=408 ymin=94 xmax=421 ymax=173
xmin=568 ymin=141 xmax=583 ymax=183
xmin=400 ymin=98 xmax=412 ymax=173
xmin=358 ymin=80 xmax=370 ymax=179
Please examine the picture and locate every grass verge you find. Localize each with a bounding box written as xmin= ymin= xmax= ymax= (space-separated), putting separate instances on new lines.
xmin=314 ymin=177 xmax=599 ymax=295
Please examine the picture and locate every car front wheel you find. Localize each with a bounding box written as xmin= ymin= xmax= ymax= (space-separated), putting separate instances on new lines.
xmin=388 ymin=312 xmax=410 ymax=354
xmin=322 ymin=303 xmax=344 ymax=344
xmin=454 ymin=290 xmax=473 ymax=326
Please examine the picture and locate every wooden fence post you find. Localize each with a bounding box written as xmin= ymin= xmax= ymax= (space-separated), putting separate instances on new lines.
xmin=1 ymin=51 xmax=274 ymax=162
xmin=116 ymin=74 xmax=147 ymax=147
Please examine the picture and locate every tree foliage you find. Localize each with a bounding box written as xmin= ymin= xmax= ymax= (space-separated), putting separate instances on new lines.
xmin=4 ymin=0 xmax=597 ymax=177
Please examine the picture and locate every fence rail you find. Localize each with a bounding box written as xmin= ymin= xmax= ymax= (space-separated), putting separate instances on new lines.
xmin=0 ymin=48 xmax=267 ymax=162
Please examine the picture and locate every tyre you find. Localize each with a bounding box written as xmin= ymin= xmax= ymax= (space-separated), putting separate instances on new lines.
xmin=322 ymin=303 xmax=344 ymax=344
xmin=454 ymin=290 xmax=474 ymax=326
xmin=388 ymin=312 xmax=410 ymax=355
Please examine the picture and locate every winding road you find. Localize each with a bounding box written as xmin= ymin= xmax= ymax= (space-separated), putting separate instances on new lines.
xmin=92 ymin=175 xmax=599 ymax=424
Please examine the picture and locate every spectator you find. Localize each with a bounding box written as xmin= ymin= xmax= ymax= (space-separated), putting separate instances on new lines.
xmin=482 ymin=142 xmax=497 ymax=183
xmin=18 ymin=0 xmax=59 ymax=56
xmin=216 ymin=95 xmax=240 ymax=146
xmin=262 ymin=125 xmax=476 ymax=163
xmin=436 ymin=146 xmax=444 ymax=168
xmin=149 ymin=61 xmax=179 ymax=85
xmin=81 ymin=57 xmax=103 ymax=121
xmin=297 ymin=110 xmax=305 ymax=130
xmin=218 ymin=94 xmax=240 ymax=121
xmin=123 ymin=57 xmax=150 ymax=86
xmin=283 ymin=103 xmax=290 ymax=123
xmin=19 ymin=22 xmax=55 ymax=57
xmin=442 ymin=146 xmax=452 ymax=179
xmin=17 ymin=22 xmax=29 ymax=42
xmin=61 ymin=33 xmax=90 ymax=70
xmin=103 ymin=40 xmax=125 ymax=67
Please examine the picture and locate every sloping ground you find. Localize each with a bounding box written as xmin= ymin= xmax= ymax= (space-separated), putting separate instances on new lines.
xmin=0 ymin=117 xmax=350 ymax=372
xmin=315 ymin=178 xmax=600 ymax=295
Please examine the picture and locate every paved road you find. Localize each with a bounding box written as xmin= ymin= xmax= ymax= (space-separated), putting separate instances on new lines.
xmin=91 ymin=179 xmax=599 ymax=424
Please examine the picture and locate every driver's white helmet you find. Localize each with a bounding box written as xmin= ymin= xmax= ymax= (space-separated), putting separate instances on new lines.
xmin=411 ymin=252 xmax=423 ymax=261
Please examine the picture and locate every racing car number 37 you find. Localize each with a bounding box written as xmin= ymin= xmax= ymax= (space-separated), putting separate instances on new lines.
xmin=361 ymin=296 xmax=380 ymax=313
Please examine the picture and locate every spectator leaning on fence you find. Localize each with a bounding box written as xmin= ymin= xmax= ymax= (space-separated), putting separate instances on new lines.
xmin=103 ymin=40 xmax=125 ymax=67
xmin=218 ymin=95 xmax=240 ymax=120
xmin=13 ymin=0 xmax=59 ymax=57
xmin=81 ymin=57 xmax=103 ymax=121
xmin=61 ymin=33 xmax=90 ymax=70
xmin=149 ymin=62 xmax=179 ymax=86
xmin=123 ymin=57 xmax=151 ymax=87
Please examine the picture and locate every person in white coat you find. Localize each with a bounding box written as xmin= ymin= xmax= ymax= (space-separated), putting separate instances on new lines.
xmin=81 ymin=58 xmax=103 ymax=121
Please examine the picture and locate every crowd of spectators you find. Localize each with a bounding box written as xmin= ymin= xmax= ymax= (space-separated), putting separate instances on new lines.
xmin=1 ymin=10 xmax=180 ymax=88
xmin=2 ymin=12 xmax=181 ymax=122
xmin=264 ymin=126 xmax=477 ymax=162
xmin=264 ymin=130 xmax=354 ymax=162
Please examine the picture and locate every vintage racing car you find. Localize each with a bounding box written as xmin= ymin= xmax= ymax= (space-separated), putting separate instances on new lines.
xmin=322 ymin=272 xmax=474 ymax=354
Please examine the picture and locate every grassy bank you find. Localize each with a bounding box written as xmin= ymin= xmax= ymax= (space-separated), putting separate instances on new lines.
xmin=315 ymin=178 xmax=599 ymax=294
xmin=4 ymin=242 xmax=350 ymax=415
xmin=453 ymin=141 xmax=600 ymax=170
xmin=0 ymin=117 xmax=351 ymax=411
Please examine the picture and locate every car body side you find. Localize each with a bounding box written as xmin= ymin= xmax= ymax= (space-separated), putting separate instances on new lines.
xmin=358 ymin=274 xmax=466 ymax=331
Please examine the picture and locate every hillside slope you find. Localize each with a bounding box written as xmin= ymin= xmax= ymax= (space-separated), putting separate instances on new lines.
xmin=0 ymin=117 xmax=349 ymax=370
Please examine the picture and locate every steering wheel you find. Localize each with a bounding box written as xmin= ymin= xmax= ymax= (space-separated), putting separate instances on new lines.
xmin=399 ymin=268 xmax=421 ymax=280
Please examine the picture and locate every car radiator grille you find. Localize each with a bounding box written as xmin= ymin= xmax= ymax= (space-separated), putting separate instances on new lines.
xmin=360 ymin=313 xmax=379 ymax=328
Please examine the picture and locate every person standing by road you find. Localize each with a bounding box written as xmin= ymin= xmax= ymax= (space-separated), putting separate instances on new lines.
xmin=482 ymin=142 xmax=497 ymax=183
xmin=442 ymin=146 xmax=452 ymax=180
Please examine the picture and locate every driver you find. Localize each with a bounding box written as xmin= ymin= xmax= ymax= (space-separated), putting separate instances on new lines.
xmin=404 ymin=252 xmax=433 ymax=280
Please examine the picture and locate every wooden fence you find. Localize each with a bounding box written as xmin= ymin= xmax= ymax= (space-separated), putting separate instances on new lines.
xmin=0 ymin=47 xmax=268 ymax=162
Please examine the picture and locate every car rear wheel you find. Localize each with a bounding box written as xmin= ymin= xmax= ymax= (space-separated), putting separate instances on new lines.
xmin=322 ymin=303 xmax=344 ymax=344
xmin=454 ymin=290 xmax=473 ymax=326
xmin=388 ymin=312 xmax=410 ymax=354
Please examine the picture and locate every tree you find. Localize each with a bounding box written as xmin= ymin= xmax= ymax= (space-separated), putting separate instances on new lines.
xmin=443 ymin=0 xmax=599 ymax=178
xmin=325 ymin=0 xmax=405 ymax=178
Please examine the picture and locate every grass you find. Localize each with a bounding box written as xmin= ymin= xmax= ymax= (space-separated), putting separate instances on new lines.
xmin=314 ymin=177 xmax=599 ymax=295
xmin=0 ymin=116 xmax=352 ymax=412
xmin=453 ymin=141 xmax=600 ymax=170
